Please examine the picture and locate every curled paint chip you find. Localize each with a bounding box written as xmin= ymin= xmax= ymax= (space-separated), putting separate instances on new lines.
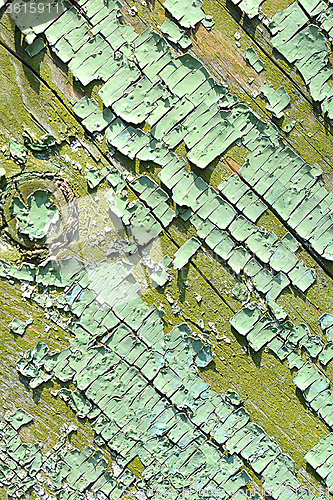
xmin=173 ymin=237 xmax=201 ymax=269
xmin=9 ymin=139 xmax=27 ymax=164
xmin=244 ymin=47 xmax=265 ymax=73
xmin=9 ymin=317 xmax=33 ymax=336
xmin=259 ymin=83 xmax=290 ymax=119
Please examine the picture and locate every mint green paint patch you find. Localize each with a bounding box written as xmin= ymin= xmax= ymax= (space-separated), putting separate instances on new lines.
xmin=130 ymin=174 xmax=175 ymax=226
xmin=5 ymin=409 xmax=33 ymax=430
xmin=319 ymin=7 xmax=333 ymax=39
xmin=151 ymin=96 xmax=194 ymax=144
xmin=293 ymin=362 xmax=322 ymax=392
xmin=59 ymin=388 xmax=92 ymax=418
xmin=267 ymin=298 xmax=287 ymax=322
xmin=305 ymin=433 xmax=333 ymax=492
xmin=82 ymin=108 xmax=114 ymax=133
xmin=229 ymin=215 xmax=256 ymax=242
xmin=247 ymin=315 xmax=277 ymax=351
xmin=173 ymin=237 xmax=201 ymax=269
xmin=287 ymin=351 xmax=305 ymax=370
xmin=160 ymin=19 xmax=191 ymax=49
xmin=244 ymin=47 xmax=265 ymax=72
xmin=191 ymin=214 xmax=214 ymax=238
xmin=319 ymin=343 xmax=333 ymax=366
xmin=252 ymin=269 xmax=274 ymax=294
xmin=219 ymin=173 xmax=248 ymax=204
xmin=150 ymin=255 xmax=172 ymax=287
xmin=104 ymin=187 xmax=128 ymax=219
xmin=302 ymin=335 xmax=323 ymax=359
xmin=9 ymin=139 xmax=27 ymax=164
xmin=259 ymin=83 xmax=290 ymax=119
xmin=163 ymin=0 xmax=205 ymax=28
xmin=69 ymin=35 xmax=114 ymax=85
xmin=178 ymin=34 xmax=192 ymax=49
xmin=99 ymin=58 xmax=140 ymax=107
xmin=25 ymin=37 xmax=45 ymax=57
xmin=266 ymin=272 xmax=290 ymax=300
xmin=280 ymin=232 xmax=299 ymax=253
xmin=232 ymin=0 xmax=264 ymax=18
xmin=0 ymin=261 xmax=36 ymax=282
xmin=134 ymin=31 xmax=173 ymax=84
xmin=282 ymin=121 xmax=296 ymax=133
xmin=269 ymin=3 xmax=308 ymax=47
xmin=230 ymin=303 xmax=260 ymax=335
xmin=204 ymin=226 xmax=226 ymax=248
xmin=246 ymin=231 xmax=275 ymax=263
xmin=55 ymin=24 xmax=92 ymax=64
xmin=105 ymin=118 xmax=149 ymax=160
xmin=236 ymin=191 xmax=267 ymax=223
xmin=228 ymin=246 xmax=251 ymax=274
xmin=44 ymin=7 xmax=83 ymax=45
xmin=85 ymin=166 xmax=109 ymax=189
xmin=244 ymin=258 xmax=262 ymax=277
xmin=288 ymin=261 xmax=316 ymax=292
xmin=210 ymin=231 xmax=235 ymax=259
xmin=270 ymin=243 xmax=297 ymax=273
xmin=320 ymin=313 xmax=333 ymax=331
xmin=9 ymin=317 xmax=33 ymax=336
xmin=11 ymin=189 xmax=60 ymax=241
xmin=240 ymin=146 xmax=331 ymax=259
xmin=73 ymin=96 xmax=99 ymax=119
xmin=186 ymin=105 xmax=254 ymax=169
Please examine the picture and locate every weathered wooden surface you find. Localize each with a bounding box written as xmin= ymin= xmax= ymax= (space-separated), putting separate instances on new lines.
xmin=0 ymin=0 xmax=333 ymax=497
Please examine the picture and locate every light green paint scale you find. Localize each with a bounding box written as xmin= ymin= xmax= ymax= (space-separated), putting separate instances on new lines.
xmin=159 ymin=19 xmax=192 ymax=49
xmin=9 ymin=317 xmax=33 ymax=336
xmin=173 ymin=237 xmax=201 ymax=269
xmin=231 ymin=0 xmax=265 ymax=18
xmin=244 ymin=47 xmax=265 ymax=73
xmin=259 ymin=83 xmax=290 ymax=119
xmin=163 ymin=0 xmax=206 ymax=28
xmin=11 ymin=189 xmax=60 ymax=241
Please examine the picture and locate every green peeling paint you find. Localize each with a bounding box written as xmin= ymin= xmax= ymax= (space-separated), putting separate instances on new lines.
xmin=159 ymin=19 xmax=192 ymax=49
xmin=231 ymin=0 xmax=264 ymax=18
xmin=9 ymin=317 xmax=33 ymax=336
xmin=9 ymin=139 xmax=27 ymax=164
xmin=3 ymin=0 xmax=333 ymax=498
xmin=11 ymin=189 xmax=60 ymax=241
xmin=163 ymin=0 xmax=206 ymax=28
xmin=259 ymin=83 xmax=290 ymax=119
xmin=173 ymin=237 xmax=201 ymax=269
xmin=244 ymin=47 xmax=265 ymax=73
